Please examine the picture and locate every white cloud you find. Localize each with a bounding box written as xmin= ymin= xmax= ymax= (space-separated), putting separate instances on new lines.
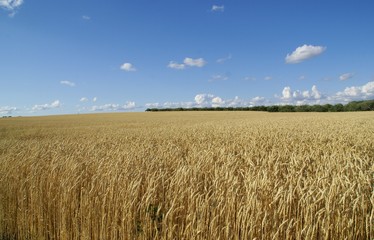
xmin=120 ymin=63 xmax=136 ymax=72
xmin=195 ymin=94 xmax=215 ymax=106
xmin=251 ymin=96 xmax=266 ymax=104
xmin=216 ymin=54 xmax=232 ymax=63
xmin=0 ymin=106 xmax=17 ymax=115
xmin=145 ymin=103 xmax=161 ymax=108
xmin=280 ymin=85 xmax=323 ymax=105
xmin=146 ymin=81 xmax=374 ymax=110
xmin=282 ymin=87 xmax=292 ymax=100
xmin=339 ymin=73 xmax=354 ymax=81
xmin=82 ymin=15 xmax=90 ymax=20
xmin=211 ymin=97 xmax=224 ymax=107
xmin=184 ymin=57 xmax=206 ymax=67
xmin=93 ymin=97 xmax=97 ymax=102
xmin=32 ymin=100 xmax=61 ymax=111
xmin=167 ymin=61 xmax=186 ymax=70
xmin=80 ymin=97 xmax=88 ymax=102
xmin=149 ymin=94 xmax=268 ymax=109
xmin=285 ymin=45 xmax=326 ymax=64
xmin=91 ymin=101 xmax=136 ymax=112
xmin=0 ymin=0 xmax=23 ymax=15
xmin=209 ymin=74 xmax=228 ymax=82
xmin=60 ymin=81 xmax=76 ymax=87
xmin=168 ymin=57 xmax=206 ymax=70
xmin=212 ymin=5 xmax=224 ymax=12
xmin=332 ymin=81 xmax=374 ymax=102
xmin=299 ymin=75 xmax=306 ymax=80
xmin=162 ymin=101 xmax=195 ymax=108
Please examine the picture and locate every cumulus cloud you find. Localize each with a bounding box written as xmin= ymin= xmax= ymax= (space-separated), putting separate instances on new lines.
xmin=339 ymin=73 xmax=354 ymax=81
xmin=91 ymin=101 xmax=136 ymax=112
xmin=146 ymin=94 xmax=268 ymax=110
xmin=280 ymin=85 xmax=323 ymax=105
xmin=93 ymin=97 xmax=97 ymax=102
xmin=146 ymin=81 xmax=374 ymax=110
xmin=212 ymin=5 xmax=224 ymax=12
xmin=0 ymin=0 xmax=23 ymax=16
xmin=32 ymin=100 xmax=61 ymax=111
xmin=195 ymin=94 xmax=217 ymax=106
xmin=285 ymin=45 xmax=326 ymax=64
xmin=168 ymin=57 xmax=206 ymax=70
xmin=80 ymin=97 xmax=88 ymax=102
xmin=332 ymin=81 xmax=374 ymax=102
xmin=60 ymin=81 xmax=76 ymax=87
xmin=120 ymin=63 xmax=136 ymax=72
xmin=0 ymin=106 xmax=17 ymax=115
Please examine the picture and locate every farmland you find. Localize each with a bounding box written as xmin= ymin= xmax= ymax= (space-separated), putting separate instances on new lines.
xmin=0 ymin=112 xmax=373 ymax=239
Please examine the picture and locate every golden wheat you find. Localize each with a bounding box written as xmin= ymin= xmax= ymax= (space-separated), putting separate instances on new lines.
xmin=0 ymin=112 xmax=373 ymax=239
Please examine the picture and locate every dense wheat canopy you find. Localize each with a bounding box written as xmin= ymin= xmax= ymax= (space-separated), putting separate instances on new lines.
xmin=0 ymin=112 xmax=373 ymax=239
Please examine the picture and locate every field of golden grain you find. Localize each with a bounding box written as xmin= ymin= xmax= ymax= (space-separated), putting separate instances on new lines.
xmin=0 ymin=112 xmax=373 ymax=239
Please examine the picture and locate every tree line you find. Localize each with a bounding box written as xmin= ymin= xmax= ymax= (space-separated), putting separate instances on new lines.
xmin=145 ymin=99 xmax=374 ymax=112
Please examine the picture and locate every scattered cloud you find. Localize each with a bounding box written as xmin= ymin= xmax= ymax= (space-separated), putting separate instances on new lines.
xmin=91 ymin=101 xmax=136 ymax=112
xmin=299 ymin=75 xmax=306 ymax=80
xmin=332 ymin=81 xmax=374 ymax=102
xmin=32 ymin=100 xmax=61 ymax=111
xmin=216 ymin=54 xmax=232 ymax=63
xmin=145 ymin=81 xmax=374 ymax=109
xmin=212 ymin=5 xmax=224 ymax=12
xmin=280 ymin=85 xmax=323 ymax=105
xmin=195 ymin=94 xmax=221 ymax=106
xmin=120 ymin=63 xmax=136 ymax=72
xmin=82 ymin=15 xmax=91 ymax=20
xmin=80 ymin=97 xmax=89 ymax=102
xmin=264 ymin=76 xmax=272 ymax=81
xmin=0 ymin=106 xmax=17 ymax=115
xmin=167 ymin=61 xmax=186 ymax=70
xmin=146 ymin=94 xmax=267 ymax=109
xmin=339 ymin=73 xmax=354 ymax=81
xmin=209 ymin=74 xmax=229 ymax=82
xmin=168 ymin=57 xmax=206 ymax=70
xmin=285 ymin=44 xmax=326 ymax=64
xmin=278 ymin=81 xmax=374 ymax=105
xmin=184 ymin=57 xmax=206 ymax=67
xmin=145 ymin=103 xmax=161 ymax=108
xmin=60 ymin=81 xmax=76 ymax=87
xmin=93 ymin=97 xmax=97 ymax=102
xmin=0 ymin=0 xmax=23 ymax=16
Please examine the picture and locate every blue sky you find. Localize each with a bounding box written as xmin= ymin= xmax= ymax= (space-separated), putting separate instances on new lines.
xmin=1 ymin=0 xmax=374 ymax=116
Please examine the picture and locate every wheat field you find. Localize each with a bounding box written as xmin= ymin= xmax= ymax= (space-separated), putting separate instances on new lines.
xmin=0 ymin=112 xmax=373 ymax=239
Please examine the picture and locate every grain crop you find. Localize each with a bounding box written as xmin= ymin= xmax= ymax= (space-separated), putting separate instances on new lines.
xmin=0 ymin=112 xmax=373 ymax=239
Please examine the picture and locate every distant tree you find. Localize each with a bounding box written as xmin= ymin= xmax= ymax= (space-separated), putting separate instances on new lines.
xmin=145 ymin=99 xmax=374 ymax=112
xmin=330 ymin=104 xmax=343 ymax=112
xmin=267 ymin=106 xmax=279 ymax=112
xmin=310 ymin=104 xmax=328 ymax=112
xmin=295 ymin=105 xmax=311 ymax=112
xmin=323 ymin=104 xmax=333 ymax=112
xmin=279 ymin=105 xmax=295 ymax=112
xmin=358 ymin=100 xmax=374 ymax=111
